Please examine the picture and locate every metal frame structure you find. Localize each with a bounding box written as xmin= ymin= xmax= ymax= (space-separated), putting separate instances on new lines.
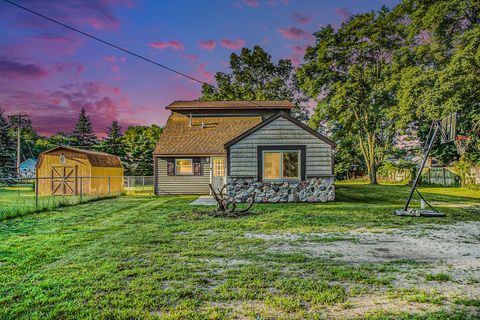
xmin=394 ymin=115 xmax=457 ymax=217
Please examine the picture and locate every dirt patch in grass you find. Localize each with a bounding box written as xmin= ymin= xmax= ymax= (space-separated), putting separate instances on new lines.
xmin=254 ymin=221 xmax=480 ymax=267
xmin=244 ymin=221 xmax=480 ymax=317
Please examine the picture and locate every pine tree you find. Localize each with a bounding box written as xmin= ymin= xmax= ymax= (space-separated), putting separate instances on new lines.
xmin=98 ymin=121 xmax=125 ymax=158
xmin=0 ymin=110 xmax=16 ymax=177
xmin=71 ymin=108 xmax=98 ymax=147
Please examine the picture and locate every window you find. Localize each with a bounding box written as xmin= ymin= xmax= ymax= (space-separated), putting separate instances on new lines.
xmin=263 ymin=151 xmax=300 ymax=180
xmin=213 ymin=159 xmax=225 ymax=176
xmin=175 ymin=159 xmax=193 ymax=175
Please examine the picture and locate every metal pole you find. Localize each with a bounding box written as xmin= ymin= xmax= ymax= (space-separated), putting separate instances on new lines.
xmin=35 ymin=174 xmax=39 ymax=208
xmin=403 ymin=122 xmax=439 ymax=211
xmin=80 ymin=177 xmax=83 ymax=202
xmin=16 ymin=124 xmax=20 ymax=176
xmin=108 ymin=177 xmax=111 ymax=195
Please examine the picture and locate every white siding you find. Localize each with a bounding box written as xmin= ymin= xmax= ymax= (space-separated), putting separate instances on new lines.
xmin=156 ymin=157 xmax=210 ymax=195
xmin=229 ymin=117 xmax=333 ymax=177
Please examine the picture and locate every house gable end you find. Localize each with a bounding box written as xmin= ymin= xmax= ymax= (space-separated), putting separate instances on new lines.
xmin=224 ymin=112 xmax=336 ymax=149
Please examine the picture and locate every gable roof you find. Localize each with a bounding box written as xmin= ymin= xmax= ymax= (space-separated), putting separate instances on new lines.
xmin=153 ymin=114 xmax=263 ymax=156
xmin=20 ymin=158 xmax=37 ymax=167
xmin=37 ymin=146 xmax=123 ymax=168
xmin=166 ymin=100 xmax=294 ymax=111
xmin=224 ymin=111 xmax=337 ymax=148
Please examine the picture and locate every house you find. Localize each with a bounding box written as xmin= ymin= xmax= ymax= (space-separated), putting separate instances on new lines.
xmin=153 ymin=100 xmax=336 ymax=203
xmin=19 ymin=158 xmax=37 ymax=178
xmin=36 ymin=146 xmax=124 ymax=196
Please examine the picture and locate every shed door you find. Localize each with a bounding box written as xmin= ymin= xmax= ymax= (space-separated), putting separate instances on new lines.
xmin=51 ymin=165 xmax=77 ymax=196
xmin=211 ymin=157 xmax=226 ymax=193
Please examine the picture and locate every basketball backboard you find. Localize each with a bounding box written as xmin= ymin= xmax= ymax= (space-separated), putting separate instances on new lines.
xmin=440 ymin=113 xmax=457 ymax=144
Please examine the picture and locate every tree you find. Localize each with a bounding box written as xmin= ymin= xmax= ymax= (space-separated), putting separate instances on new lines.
xmin=71 ymin=108 xmax=98 ymax=147
xmin=201 ymin=45 xmax=309 ymax=122
xmin=123 ymin=125 xmax=162 ymax=176
xmin=297 ymin=8 xmax=406 ymax=184
xmin=98 ymin=121 xmax=125 ymax=158
xmin=48 ymin=132 xmax=74 ymax=147
xmin=0 ymin=110 xmax=16 ymax=177
xmin=395 ymin=0 xmax=480 ymax=164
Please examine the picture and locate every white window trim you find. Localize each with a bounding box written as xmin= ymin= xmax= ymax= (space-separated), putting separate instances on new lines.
xmin=175 ymin=158 xmax=193 ymax=175
xmin=262 ymin=150 xmax=301 ymax=181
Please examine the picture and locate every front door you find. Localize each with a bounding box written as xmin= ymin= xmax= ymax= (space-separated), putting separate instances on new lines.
xmin=51 ymin=165 xmax=77 ymax=196
xmin=211 ymin=157 xmax=226 ymax=193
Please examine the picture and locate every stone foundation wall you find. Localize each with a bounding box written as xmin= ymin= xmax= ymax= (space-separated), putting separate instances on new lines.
xmin=227 ymin=177 xmax=335 ymax=203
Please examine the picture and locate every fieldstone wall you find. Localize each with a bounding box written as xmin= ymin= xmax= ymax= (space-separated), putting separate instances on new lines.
xmin=227 ymin=177 xmax=335 ymax=203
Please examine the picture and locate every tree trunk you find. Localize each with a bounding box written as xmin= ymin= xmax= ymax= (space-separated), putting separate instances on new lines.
xmin=369 ymin=163 xmax=378 ymax=185
xmin=358 ymin=134 xmax=378 ymax=185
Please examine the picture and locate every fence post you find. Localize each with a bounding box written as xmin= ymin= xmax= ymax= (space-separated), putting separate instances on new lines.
xmin=443 ymin=168 xmax=446 ymax=186
xmin=142 ymin=176 xmax=145 ymax=192
xmin=108 ymin=177 xmax=111 ymax=195
xmin=80 ymin=177 xmax=83 ymax=202
xmin=35 ymin=175 xmax=39 ymax=208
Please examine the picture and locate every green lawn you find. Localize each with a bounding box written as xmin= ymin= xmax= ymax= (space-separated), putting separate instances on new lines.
xmin=1 ymin=184 xmax=479 ymax=319
xmin=0 ymin=185 xmax=121 ymax=221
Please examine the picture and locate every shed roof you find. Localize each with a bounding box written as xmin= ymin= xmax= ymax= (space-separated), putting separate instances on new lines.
xmin=166 ymin=100 xmax=294 ymax=111
xmin=153 ymin=114 xmax=263 ymax=156
xmin=37 ymin=146 xmax=123 ymax=168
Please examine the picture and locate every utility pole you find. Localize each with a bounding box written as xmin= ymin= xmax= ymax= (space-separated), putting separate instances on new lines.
xmin=9 ymin=113 xmax=30 ymax=177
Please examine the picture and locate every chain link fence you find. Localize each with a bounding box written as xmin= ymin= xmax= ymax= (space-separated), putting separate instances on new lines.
xmin=0 ymin=176 xmax=124 ymax=221
xmin=124 ymin=176 xmax=154 ymax=195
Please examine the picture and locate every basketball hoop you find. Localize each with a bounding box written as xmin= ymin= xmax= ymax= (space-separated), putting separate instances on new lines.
xmin=454 ymin=135 xmax=470 ymax=156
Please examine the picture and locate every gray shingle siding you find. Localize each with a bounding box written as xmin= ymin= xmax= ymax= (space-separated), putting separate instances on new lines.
xmin=228 ymin=117 xmax=333 ymax=177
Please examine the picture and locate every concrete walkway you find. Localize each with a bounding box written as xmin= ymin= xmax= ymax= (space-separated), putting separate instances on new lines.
xmin=190 ymin=196 xmax=217 ymax=206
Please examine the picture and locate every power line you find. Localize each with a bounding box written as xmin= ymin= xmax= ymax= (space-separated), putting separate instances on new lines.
xmin=3 ymin=0 xmax=208 ymax=85
xmin=3 ymin=0 xmax=297 ymax=116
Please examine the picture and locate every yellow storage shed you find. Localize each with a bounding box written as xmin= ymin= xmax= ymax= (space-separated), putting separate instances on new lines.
xmin=36 ymin=146 xmax=124 ymax=196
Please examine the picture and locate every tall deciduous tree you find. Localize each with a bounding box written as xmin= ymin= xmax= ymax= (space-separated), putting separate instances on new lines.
xmin=71 ymin=108 xmax=98 ymax=147
xmin=0 ymin=110 xmax=16 ymax=177
xmin=395 ymin=0 xmax=480 ymax=164
xmin=201 ymin=45 xmax=309 ymax=122
xmin=123 ymin=125 xmax=162 ymax=176
xmin=297 ymin=7 xmax=405 ymax=184
xmin=98 ymin=121 xmax=125 ymax=159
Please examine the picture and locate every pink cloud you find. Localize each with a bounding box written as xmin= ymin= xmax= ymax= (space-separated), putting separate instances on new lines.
xmin=199 ymin=40 xmax=216 ymax=50
xmin=149 ymin=40 xmax=184 ymax=50
xmin=0 ymin=82 xmax=135 ymax=136
xmin=220 ymin=39 xmax=245 ymax=50
xmin=277 ymin=26 xmax=314 ymax=41
xmin=104 ymin=55 xmax=117 ymax=62
xmin=0 ymin=58 xmax=48 ymax=80
xmin=8 ymin=1 xmax=127 ymax=31
xmin=244 ymin=0 xmax=259 ymax=7
xmin=292 ymin=12 xmax=312 ymax=25
xmin=288 ymin=45 xmax=308 ymax=66
xmin=195 ymin=63 xmax=215 ymax=83
xmin=336 ymin=8 xmax=353 ymax=20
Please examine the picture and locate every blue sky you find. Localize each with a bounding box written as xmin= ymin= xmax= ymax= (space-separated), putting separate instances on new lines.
xmin=0 ymin=0 xmax=400 ymax=135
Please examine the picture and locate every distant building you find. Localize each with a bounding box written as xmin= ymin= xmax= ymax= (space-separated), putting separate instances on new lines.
xmin=20 ymin=158 xmax=37 ymax=178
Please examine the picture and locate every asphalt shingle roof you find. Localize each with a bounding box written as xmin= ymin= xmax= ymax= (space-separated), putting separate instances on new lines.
xmin=153 ymin=114 xmax=262 ymax=156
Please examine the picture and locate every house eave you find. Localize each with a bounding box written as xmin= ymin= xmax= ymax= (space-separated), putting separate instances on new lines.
xmin=153 ymin=153 xmax=226 ymax=157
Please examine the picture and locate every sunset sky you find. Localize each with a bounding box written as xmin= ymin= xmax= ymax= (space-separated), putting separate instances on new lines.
xmin=0 ymin=0 xmax=399 ymax=136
